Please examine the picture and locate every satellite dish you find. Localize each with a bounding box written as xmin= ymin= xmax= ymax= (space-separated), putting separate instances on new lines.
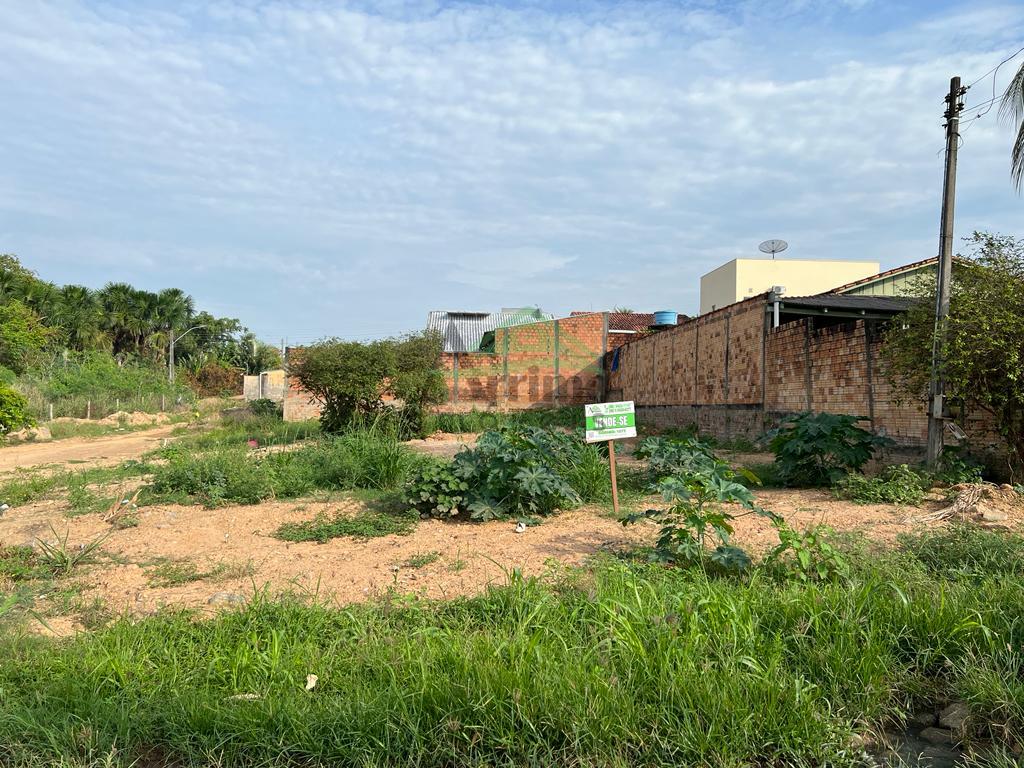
xmin=758 ymin=239 xmax=788 ymax=259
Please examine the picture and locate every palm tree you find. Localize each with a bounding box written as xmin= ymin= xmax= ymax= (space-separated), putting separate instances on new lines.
xmin=1001 ymin=61 xmax=1024 ymax=190
xmin=52 ymin=285 xmax=106 ymax=350
xmin=97 ymin=282 xmax=140 ymax=357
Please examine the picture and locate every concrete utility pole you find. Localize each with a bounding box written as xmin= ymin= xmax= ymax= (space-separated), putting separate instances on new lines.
xmin=168 ymin=325 xmax=207 ymax=384
xmin=926 ymin=76 xmax=966 ymax=467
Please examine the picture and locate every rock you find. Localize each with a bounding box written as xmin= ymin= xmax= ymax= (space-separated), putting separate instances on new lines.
xmin=981 ymin=509 xmax=1008 ymax=523
xmin=207 ymin=592 xmax=247 ymax=606
xmin=911 ymin=710 xmax=937 ymax=727
xmin=514 ymin=521 xmax=527 ymax=534
xmin=938 ymin=701 xmax=971 ymax=731
xmin=919 ymin=727 xmax=954 ymax=745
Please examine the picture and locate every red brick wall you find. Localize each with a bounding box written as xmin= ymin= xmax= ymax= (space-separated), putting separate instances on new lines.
xmin=440 ymin=313 xmax=608 ymax=411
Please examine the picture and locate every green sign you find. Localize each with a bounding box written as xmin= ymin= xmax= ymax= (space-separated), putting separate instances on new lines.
xmin=585 ymin=400 xmax=636 ymax=443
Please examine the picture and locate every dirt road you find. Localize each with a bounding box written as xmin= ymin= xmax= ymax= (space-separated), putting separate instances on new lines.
xmin=0 ymin=426 xmax=178 ymax=474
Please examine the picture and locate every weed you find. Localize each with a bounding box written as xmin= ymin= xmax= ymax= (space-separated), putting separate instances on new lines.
xmin=405 ymin=425 xmax=600 ymax=521
xmin=34 ymin=526 xmax=109 ymax=577
xmin=834 ymin=464 xmax=927 ymax=505
xmin=767 ymin=412 xmax=892 ymax=487
xmin=274 ymin=509 xmax=417 ymax=543
xmin=402 ymin=551 xmax=440 ymax=568
xmin=0 ymin=551 xmax=1022 ymax=766
xmin=146 ymin=559 xmax=254 ymax=588
xmin=766 ymin=525 xmax=851 ymax=582
xmin=899 ymin=524 xmax=1024 ymax=578
xmin=427 ymin=406 xmax=583 ymax=434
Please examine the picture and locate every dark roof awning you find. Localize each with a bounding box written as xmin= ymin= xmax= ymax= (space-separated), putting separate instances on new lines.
xmin=773 ymin=294 xmax=915 ymax=322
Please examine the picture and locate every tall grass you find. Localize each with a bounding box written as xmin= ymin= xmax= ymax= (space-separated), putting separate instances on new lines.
xmin=169 ymin=416 xmax=320 ymax=451
xmin=0 ymin=540 xmax=1021 ymax=767
xmin=150 ymin=427 xmax=425 ymax=506
xmin=427 ymin=405 xmax=583 ymax=434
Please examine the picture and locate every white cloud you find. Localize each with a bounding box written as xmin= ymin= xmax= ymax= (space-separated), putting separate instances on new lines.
xmin=0 ymin=0 xmax=1021 ymax=339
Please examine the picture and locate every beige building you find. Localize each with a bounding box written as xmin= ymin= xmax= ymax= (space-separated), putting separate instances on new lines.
xmin=699 ymin=258 xmax=880 ymax=314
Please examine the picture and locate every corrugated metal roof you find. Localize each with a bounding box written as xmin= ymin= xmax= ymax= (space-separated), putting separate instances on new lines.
xmin=780 ymin=295 xmax=915 ymax=312
xmin=426 ymin=308 xmax=553 ymax=352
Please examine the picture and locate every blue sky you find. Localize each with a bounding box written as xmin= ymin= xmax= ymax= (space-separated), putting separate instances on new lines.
xmin=1 ymin=0 xmax=1022 ymax=344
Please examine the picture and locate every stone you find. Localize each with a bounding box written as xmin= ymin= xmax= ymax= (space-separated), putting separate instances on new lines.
xmin=919 ymin=727 xmax=954 ymax=746
xmin=911 ymin=710 xmax=937 ymax=727
xmin=207 ymin=592 xmax=247 ymax=606
xmin=981 ymin=509 xmax=1008 ymax=523
xmin=938 ymin=701 xmax=971 ymax=731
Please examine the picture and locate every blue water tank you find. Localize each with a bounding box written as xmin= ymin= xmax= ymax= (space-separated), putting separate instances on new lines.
xmin=653 ymin=310 xmax=676 ymax=326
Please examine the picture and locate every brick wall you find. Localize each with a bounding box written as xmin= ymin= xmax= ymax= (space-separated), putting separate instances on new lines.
xmin=608 ymin=297 xmax=995 ymax=448
xmin=440 ymin=312 xmax=608 ymax=411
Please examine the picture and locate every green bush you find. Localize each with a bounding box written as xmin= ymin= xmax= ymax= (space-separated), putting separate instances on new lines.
xmin=150 ymin=428 xmax=421 ymax=506
xmin=0 ymin=386 xmax=33 ymax=435
xmin=405 ymin=425 xmax=604 ymax=520
xmin=428 ymin=406 xmax=584 ymax=434
xmin=767 ymin=412 xmax=892 ymax=487
xmin=633 ymin=434 xmax=717 ymax=488
xmin=248 ymin=398 xmax=282 ymax=418
xmin=834 ymin=464 xmax=927 ymax=505
xmin=623 ymin=445 xmax=775 ymax=569
xmin=151 ymin=449 xmax=274 ymax=506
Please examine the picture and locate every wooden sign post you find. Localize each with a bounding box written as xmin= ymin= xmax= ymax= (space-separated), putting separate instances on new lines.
xmin=585 ymin=401 xmax=636 ymax=517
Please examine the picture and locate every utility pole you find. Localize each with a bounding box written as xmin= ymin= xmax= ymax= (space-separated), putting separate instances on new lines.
xmin=926 ymin=76 xmax=966 ymax=467
xmin=168 ymin=325 xmax=207 ymax=384
xmin=168 ymin=332 xmax=176 ymax=384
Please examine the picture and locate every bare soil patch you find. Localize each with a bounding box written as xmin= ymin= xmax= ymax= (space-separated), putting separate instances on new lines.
xmin=3 ymin=481 xmax=1014 ymax=636
xmin=0 ymin=425 xmax=178 ymax=475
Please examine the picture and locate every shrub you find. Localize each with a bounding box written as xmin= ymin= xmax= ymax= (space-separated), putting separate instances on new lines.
xmin=288 ymin=339 xmax=396 ymax=433
xmin=249 ymin=398 xmax=282 ymax=418
xmin=633 ymin=434 xmax=717 ymax=488
xmin=182 ymin=362 xmax=243 ymax=397
xmin=767 ymin=412 xmax=892 ymax=487
xmin=834 ymin=464 xmax=926 ymax=505
xmin=151 ymin=449 xmax=274 ymax=506
xmin=405 ymin=425 xmax=602 ymax=520
xmin=0 ymin=386 xmax=33 ymax=435
xmin=623 ymin=449 xmax=777 ymax=570
xmin=766 ymin=525 xmax=851 ymax=583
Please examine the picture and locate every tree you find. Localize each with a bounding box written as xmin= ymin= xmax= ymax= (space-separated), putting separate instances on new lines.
xmin=0 ymin=386 xmax=33 ymax=435
xmin=288 ymin=339 xmax=396 ymax=432
xmin=392 ymin=330 xmax=447 ymax=437
xmin=1001 ymin=61 xmax=1024 ymax=190
xmin=881 ymin=232 xmax=1024 ymax=477
xmin=0 ymin=300 xmax=55 ymax=374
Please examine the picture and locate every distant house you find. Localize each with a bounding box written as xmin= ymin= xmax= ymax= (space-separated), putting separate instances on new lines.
xmin=829 ymin=256 xmax=938 ymax=297
xmin=570 ymin=310 xmax=688 ymax=349
xmin=426 ymin=308 xmax=553 ymax=353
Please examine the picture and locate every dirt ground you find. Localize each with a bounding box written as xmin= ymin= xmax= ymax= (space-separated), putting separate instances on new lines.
xmin=0 ymin=425 xmax=179 ymax=474
xmin=2 ymin=427 xmax=1021 ymax=636
xmin=1 ymin=482 xmax=985 ymax=636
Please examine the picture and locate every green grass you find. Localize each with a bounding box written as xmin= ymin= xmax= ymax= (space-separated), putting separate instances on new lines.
xmin=145 ymin=559 xmax=255 ymax=588
xmin=149 ymin=429 xmax=426 ymax=507
xmin=169 ymin=415 xmax=320 ymax=451
xmin=45 ymin=414 xmax=190 ymax=441
xmin=426 ymin=406 xmax=583 ymax=434
xmin=402 ymin=550 xmax=440 ymax=568
xmin=0 ymin=533 xmax=1022 ymax=767
xmin=275 ymin=507 xmax=417 ymax=543
xmin=0 ymin=460 xmax=155 ymax=510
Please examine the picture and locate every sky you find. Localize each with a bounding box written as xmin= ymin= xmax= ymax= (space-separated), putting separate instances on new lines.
xmin=1 ymin=0 xmax=1022 ymax=345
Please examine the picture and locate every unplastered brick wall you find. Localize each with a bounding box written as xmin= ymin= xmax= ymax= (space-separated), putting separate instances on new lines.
xmin=440 ymin=313 xmax=608 ymax=411
xmin=608 ymin=300 xmax=995 ymax=448
xmin=606 ymin=297 xmax=765 ymax=408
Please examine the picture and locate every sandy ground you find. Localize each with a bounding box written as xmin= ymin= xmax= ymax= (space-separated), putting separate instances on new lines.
xmin=0 ymin=482 xmax=978 ymax=637
xmin=0 ymin=425 xmax=179 ymax=474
